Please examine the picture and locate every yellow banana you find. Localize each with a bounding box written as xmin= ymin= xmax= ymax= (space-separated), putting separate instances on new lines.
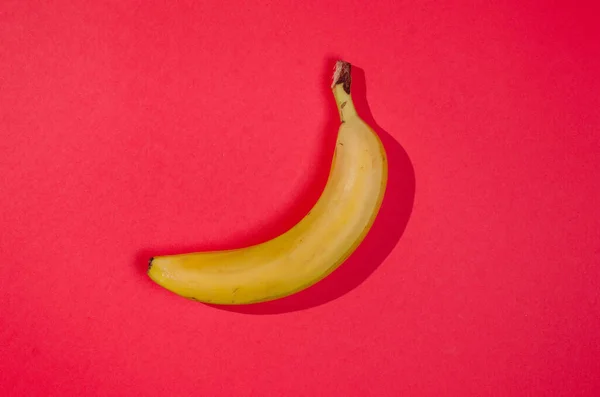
xmin=148 ymin=60 xmax=388 ymax=304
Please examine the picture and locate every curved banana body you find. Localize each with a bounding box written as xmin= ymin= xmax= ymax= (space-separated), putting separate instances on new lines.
xmin=148 ymin=61 xmax=388 ymax=304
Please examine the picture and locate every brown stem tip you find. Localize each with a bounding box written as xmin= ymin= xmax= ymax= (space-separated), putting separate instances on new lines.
xmin=332 ymin=60 xmax=352 ymax=95
xmin=148 ymin=257 xmax=154 ymax=272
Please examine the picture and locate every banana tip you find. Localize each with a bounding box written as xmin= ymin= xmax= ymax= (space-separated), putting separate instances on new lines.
xmin=148 ymin=257 xmax=154 ymax=272
xmin=332 ymin=60 xmax=352 ymax=94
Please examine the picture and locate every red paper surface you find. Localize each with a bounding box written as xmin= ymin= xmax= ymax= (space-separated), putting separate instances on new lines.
xmin=2 ymin=1 xmax=600 ymax=396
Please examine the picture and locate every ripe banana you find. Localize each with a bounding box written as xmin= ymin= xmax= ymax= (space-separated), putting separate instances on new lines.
xmin=148 ymin=60 xmax=388 ymax=304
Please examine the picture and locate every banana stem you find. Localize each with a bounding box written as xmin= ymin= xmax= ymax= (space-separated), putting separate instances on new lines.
xmin=332 ymin=60 xmax=358 ymax=123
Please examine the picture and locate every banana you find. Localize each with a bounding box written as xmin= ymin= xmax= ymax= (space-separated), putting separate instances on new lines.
xmin=148 ymin=60 xmax=388 ymax=304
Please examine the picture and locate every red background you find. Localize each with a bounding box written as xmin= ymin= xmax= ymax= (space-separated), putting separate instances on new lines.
xmin=2 ymin=1 xmax=599 ymax=395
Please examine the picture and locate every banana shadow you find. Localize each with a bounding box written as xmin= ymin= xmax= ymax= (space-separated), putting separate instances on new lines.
xmin=135 ymin=58 xmax=415 ymax=314
xmin=214 ymin=60 xmax=415 ymax=314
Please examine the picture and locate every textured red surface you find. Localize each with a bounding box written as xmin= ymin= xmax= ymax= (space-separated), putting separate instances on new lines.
xmin=2 ymin=1 xmax=600 ymax=396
